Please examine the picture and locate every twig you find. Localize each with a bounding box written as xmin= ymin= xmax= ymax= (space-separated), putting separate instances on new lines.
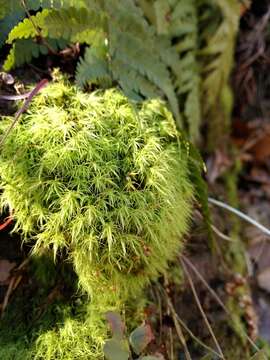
xmin=181 ymin=259 xmax=226 ymax=359
xmin=0 ymin=258 xmax=29 ymax=317
xmin=0 ymin=79 xmax=48 ymax=148
xmin=1 ymin=276 xmax=15 ymax=318
xmin=208 ymin=197 xmax=270 ymax=237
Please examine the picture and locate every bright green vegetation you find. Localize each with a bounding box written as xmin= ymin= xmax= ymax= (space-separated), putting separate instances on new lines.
xmin=0 ymin=0 xmax=242 ymax=144
xmin=0 ymin=79 xmax=194 ymax=358
xmin=0 ymin=253 xmax=108 ymax=360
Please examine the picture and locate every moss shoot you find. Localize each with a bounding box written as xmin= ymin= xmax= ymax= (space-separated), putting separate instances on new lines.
xmin=0 ymin=79 xmax=194 ymax=358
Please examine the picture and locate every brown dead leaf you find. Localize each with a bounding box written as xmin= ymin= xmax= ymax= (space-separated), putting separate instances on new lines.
xmin=206 ymin=149 xmax=232 ymax=183
xmin=249 ymin=167 xmax=270 ymax=184
xmin=0 ymin=260 xmax=16 ymax=284
xmin=240 ymin=1 xmax=251 ymax=16
xmin=250 ymin=132 xmax=270 ymax=162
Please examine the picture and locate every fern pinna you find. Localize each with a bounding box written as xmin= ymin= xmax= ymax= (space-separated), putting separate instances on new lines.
xmin=0 ymin=0 xmax=242 ymax=144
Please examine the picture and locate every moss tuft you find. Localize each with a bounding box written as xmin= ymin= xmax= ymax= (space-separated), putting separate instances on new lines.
xmin=0 ymin=79 xmax=194 ymax=358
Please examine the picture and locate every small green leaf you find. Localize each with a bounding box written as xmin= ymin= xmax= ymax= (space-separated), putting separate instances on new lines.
xmin=129 ymin=324 xmax=154 ymax=355
xmin=103 ymin=338 xmax=130 ymax=360
xmin=105 ymin=311 xmax=125 ymax=339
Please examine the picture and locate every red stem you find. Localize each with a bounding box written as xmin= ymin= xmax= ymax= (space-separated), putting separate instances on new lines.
xmin=0 ymin=217 xmax=13 ymax=231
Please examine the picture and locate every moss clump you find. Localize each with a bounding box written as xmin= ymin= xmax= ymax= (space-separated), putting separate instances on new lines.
xmin=0 ymin=79 xmax=193 ymax=358
xmin=0 ymin=276 xmax=106 ymax=360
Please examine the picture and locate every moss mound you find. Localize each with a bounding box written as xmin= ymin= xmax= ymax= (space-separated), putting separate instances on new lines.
xmin=0 ymin=79 xmax=193 ymax=358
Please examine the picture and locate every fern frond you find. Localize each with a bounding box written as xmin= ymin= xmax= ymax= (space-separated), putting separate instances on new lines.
xmin=107 ymin=0 xmax=181 ymax=124
xmin=109 ymin=27 xmax=181 ymax=125
xmin=3 ymin=38 xmax=67 ymax=71
xmin=7 ymin=9 xmax=50 ymax=42
xmin=199 ymin=0 xmax=241 ymax=147
xmin=44 ymin=6 xmax=105 ymax=42
xmin=0 ymin=10 xmax=25 ymax=47
xmin=7 ymin=5 xmax=105 ymax=44
xmin=76 ymin=45 xmax=111 ymax=88
xmin=0 ymin=0 xmax=87 ymax=19
xmin=3 ymin=1 xmax=181 ymax=126
xmin=153 ymin=0 xmax=201 ymax=142
xmin=110 ymin=58 xmax=160 ymax=100
xmin=2 ymin=0 xmax=241 ymax=146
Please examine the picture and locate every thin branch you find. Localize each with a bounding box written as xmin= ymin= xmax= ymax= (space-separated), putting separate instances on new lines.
xmin=181 ymin=259 xmax=226 ymax=359
xmin=208 ymin=197 xmax=270 ymax=237
xmin=0 ymin=79 xmax=48 ymax=148
xmin=1 ymin=277 xmax=15 ymax=318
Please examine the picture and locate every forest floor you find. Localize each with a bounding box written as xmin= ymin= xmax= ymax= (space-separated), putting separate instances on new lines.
xmin=1 ymin=2 xmax=270 ymax=360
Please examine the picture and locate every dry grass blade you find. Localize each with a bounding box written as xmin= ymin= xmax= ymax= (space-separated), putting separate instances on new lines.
xmin=181 ymin=255 xmax=266 ymax=359
xmin=180 ymin=259 xmax=225 ymax=359
xmin=208 ymin=197 xmax=270 ymax=238
xmin=158 ymin=284 xmax=222 ymax=358
xmin=211 ymin=224 xmax=233 ymax=242
xmin=165 ymin=291 xmax=195 ymax=360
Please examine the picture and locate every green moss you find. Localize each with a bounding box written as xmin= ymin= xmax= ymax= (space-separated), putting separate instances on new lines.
xmin=0 ymin=289 xmax=106 ymax=360
xmin=0 ymin=79 xmax=193 ymax=298
xmin=0 ymin=79 xmax=194 ymax=358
